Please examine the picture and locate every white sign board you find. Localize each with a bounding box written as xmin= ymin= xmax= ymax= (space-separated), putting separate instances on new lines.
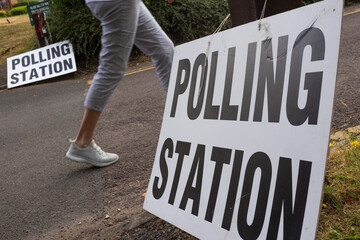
xmin=7 ymin=41 xmax=77 ymax=89
xmin=144 ymin=0 xmax=343 ymax=239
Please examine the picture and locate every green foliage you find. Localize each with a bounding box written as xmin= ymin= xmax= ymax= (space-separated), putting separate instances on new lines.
xmin=10 ymin=6 xmax=28 ymax=16
xmin=318 ymin=132 xmax=360 ymax=239
xmin=48 ymin=0 xmax=230 ymax=63
xmin=327 ymin=230 xmax=343 ymax=239
xmin=0 ymin=11 xmax=8 ymax=18
xmin=17 ymin=0 xmax=39 ymax=3
xmin=12 ymin=2 xmax=28 ymax=8
xmin=12 ymin=0 xmax=39 ymax=8
xmin=48 ymin=0 xmax=102 ymax=64
xmin=144 ymin=0 xmax=230 ymax=43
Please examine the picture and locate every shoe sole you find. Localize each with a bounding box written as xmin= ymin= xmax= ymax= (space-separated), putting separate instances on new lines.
xmin=66 ymin=151 xmax=119 ymax=167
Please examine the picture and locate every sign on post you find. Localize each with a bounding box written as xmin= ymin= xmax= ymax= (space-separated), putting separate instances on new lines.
xmin=144 ymin=0 xmax=343 ymax=239
xmin=7 ymin=41 xmax=77 ymax=89
xmin=0 ymin=0 xmax=11 ymax=10
xmin=27 ymin=0 xmax=51 ymax=26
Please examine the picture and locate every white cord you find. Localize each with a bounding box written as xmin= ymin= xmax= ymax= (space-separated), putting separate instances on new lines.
xmin=198 ymin=0 xmax=268 ymax=96
xmin=199 ymin=13 xmax=231 ymax=96
xmin=258 ymin=0 xmax=268 ymax=30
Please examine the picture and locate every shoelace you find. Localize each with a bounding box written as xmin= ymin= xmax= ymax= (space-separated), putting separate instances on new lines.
xmin=92 ymin=142 xmax=106 ymax=157
xmin=69 ymin=139 xmax=107 ymax=157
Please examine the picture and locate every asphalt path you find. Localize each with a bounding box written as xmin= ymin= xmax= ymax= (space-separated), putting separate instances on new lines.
xmin=332 ymin=5 xmax=360 ymax=130
xmin=0 ymin=4 xmax=359 ymax=240
xmin=0 ymin=78 xmax=106 ymax=239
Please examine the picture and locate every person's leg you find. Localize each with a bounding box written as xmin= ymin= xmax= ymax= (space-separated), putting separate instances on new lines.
xmin=134 ymin=2 xmax=174 ymax=92
xmin=75 ymin=0 xmax=140 ymax=147
xmin=84 ymin=0 xmax=140 ymax=113
xmin=67 ymin=0 xmax=141 ymax=166
xmin=75 ymin=108 xmax=101 ymax=148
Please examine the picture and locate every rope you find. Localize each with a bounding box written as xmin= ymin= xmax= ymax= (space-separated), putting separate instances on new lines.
xmin=258 ymin=0 xmax=268 ymax=30
xmin=198 ymin=0 xmax=267 ymax=95
xmin=199 ymin=13 xmax=230 ymax=96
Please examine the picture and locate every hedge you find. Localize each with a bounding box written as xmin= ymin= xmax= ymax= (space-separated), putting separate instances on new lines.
xmin=12 ymin=0 xmax=39 ymax=8
xmin=144 ymin=0 xmax=230 ymax=43
xmin=0 ymin=11 xmax=4 ymax=18
xmin=10 ymin=6 xmax=28 ymax=16
xmin=18 ymin=0 xmax=38 ymax=3
xmin=48 ymin=0 xmax=230 ymax=63
xmin=48 ymin=0 xmax=102 ymax=64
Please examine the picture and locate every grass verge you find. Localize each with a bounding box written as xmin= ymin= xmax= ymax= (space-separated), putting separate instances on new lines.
xmin=0 ymin=14 xmax=37 ymax=65
xmin=317 ymin=131 xmax=360 ymax=240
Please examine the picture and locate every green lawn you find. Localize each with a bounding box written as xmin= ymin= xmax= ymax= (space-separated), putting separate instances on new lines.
xmin=0 ymin=14 xmax=36 ymax=65
xmin=317 ymin=131 xmax=360 ymax=240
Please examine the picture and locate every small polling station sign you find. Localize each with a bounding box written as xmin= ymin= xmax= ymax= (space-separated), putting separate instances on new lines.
xmin=144 ymin=0 xmax=343 ymax=239
xmin=7 ymin=41 xmax=77 ymax=89
xmin=27 ymin=0 xmax=52 ymax=26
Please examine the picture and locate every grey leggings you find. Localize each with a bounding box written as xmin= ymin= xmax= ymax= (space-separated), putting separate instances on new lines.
xmin=85 ymin=0 xmax=174 ymax=112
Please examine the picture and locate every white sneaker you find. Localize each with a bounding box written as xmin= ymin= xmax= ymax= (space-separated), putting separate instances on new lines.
xmin=66 ymin=140 xmax=119 ymax=167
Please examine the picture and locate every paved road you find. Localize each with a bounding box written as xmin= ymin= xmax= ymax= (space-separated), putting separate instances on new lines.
xmin=0 ymin=4 xmax=359 ymax=240
xmin=0 ymin=64 xmax=167 ymax=239
xmin=332 ymin=5 xmax=360 ymax=130
xmin=0 ymin=78 xmax=106 ymax=239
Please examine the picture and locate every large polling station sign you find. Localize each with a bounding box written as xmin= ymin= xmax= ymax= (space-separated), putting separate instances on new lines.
xmin=7 ymin=41 xmax=76 ymax=89
xmin=144 ymin=0 xmax=343 ymax=239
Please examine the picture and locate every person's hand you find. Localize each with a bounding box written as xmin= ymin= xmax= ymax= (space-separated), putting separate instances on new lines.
xmin=167 ymin=0 xmax=174 ymax=3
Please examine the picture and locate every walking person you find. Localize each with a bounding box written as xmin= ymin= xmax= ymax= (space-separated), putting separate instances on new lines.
xmin=66 ymin=0 xmax=175 ymax=167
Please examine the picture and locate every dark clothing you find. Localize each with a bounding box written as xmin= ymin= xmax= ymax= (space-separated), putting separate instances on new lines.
xmin=227 ymin=0 xmax=303 ymax=27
